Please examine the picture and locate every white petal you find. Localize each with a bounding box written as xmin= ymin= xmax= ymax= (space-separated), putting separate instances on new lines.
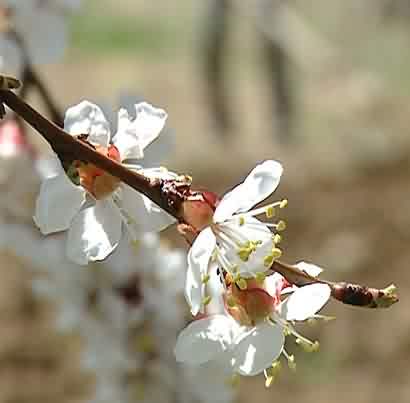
xmin=34 ymin=173 xmax=86 ymax=235
xmin=64 ymin=101 xmax=111 ymax=147
xmin=66 ymin=199 xmax=122 ymax=265
xmin=35 ymin=156 xmax=65 ymax=180
xmin=121 ymin=184 xmax=175 ymax=235
xmin=113 ymin=108 xmax=144 ymax=160
xmin=264 ymin=273 xmax=287 ymax=298
xmin=279 ymin=283 xmax=331 ymax=321
xmin=185 ymin=227 xmax=216 ymax=315
xmin=113 ymin=102 xmax=167 ymax=160
xmin=175 ymin=315 xmax=237 ymax=366
xmin=295 ymin=261 xmax=323 ymax=277
xmin=232 ymin=322 xmax=284 ymax=376
xmin=221 ymin=218 xmax=274 ymax=277
xmin=214 ymin=160 xmax=283 ymax=222
xmin=206 ymin=263 xmax=226 ymax=315
xmin=134 ymin=102 xmax=168 ymax=151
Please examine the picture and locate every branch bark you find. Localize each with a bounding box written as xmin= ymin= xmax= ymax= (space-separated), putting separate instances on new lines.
xmin=0 ymin=84 xmax=398 ymax=309
xmin=270 ymin=260 xmax=398 ymax=308
xmin=0 ymin=88 xmax=181 ymax=218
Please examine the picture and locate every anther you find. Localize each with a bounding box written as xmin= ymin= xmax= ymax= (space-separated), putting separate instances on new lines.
xmin=201 ymin=273 xmax=210 ymax=284
xmin=287 ymin=354 xmax=297 ymax=371
xmin=236 ymin=278 xmax=248 ymax=290
xmin=255 ymin=272 xmax=266 ymax=284
xmin=271 ymin=247 xmax=282 ymax=259
xmin=277 ymin=220 xmax=286 ymax=231
xmin=226 ymin=295 xmax=237 ymax=307
xmin=227 ymin=373 xmax=240 ymax=387
xmin=265 ymin=206 xmax=275 ymax=218
xmin=131 ymin=239 xmax=140 ymax=251
xmin=202 ymin=295 xmax=212 ymax=306
xmin=296 ymin=338 xmax=320 ymax=353
xmin=273 ymin=234 xmax=282 ymax=244
xmin=279 ymin=199 xmax=288 ymax=209
xmin=264 ymin=255 xmax=274 ymax=268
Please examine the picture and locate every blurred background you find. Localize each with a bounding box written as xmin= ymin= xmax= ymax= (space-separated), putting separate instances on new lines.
xmin=1 ymin=0 xmax=410 ymax=402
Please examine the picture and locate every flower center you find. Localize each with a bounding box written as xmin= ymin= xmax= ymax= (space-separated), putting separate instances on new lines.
xmin=70 ymin=144 xmax=121 ymax=199
xmin=224 ymin=280 xmax=276 ymax=326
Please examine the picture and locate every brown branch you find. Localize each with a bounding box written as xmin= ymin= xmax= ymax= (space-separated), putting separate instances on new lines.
xmin=0 ymin=80 xmax=398 ymax=310
xmin=270 ymin=260 xmax=398 ymax=309
xmin=0 ymin=88 xmax=182 ymax=218
xmin=20 ymin=66 xmax=64 ymax=126
xmin=6 ymin=27 xmax=64 ymax=125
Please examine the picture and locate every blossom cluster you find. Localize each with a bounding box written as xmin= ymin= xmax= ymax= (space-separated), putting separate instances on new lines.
xmin=0 ymin=116 xmax=235 ymax=403
xmin=25 ymin=93 xmax=333 ymax=385
xmin=0 ymin=0 xmax=336 ymax=392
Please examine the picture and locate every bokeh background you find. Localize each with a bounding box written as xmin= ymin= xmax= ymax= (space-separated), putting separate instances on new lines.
xmin=1 ymin=1 xmax=410 ymax=402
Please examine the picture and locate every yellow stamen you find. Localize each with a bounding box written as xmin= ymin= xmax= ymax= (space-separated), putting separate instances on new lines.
xmin=264 ymin=254 xmax=274 ymax=268
xmin=271 ymin=247 xmax=282 ymax=259
xmin=296 ymin=338 xmax=320 ymax=353
xmin=287 ymin=355 xmax=297 ymax=371
xmin=226 ymin=295 xmax=237 ymax=307
xmin=202 ymin=295 xmax=212 ymax=306
xmin=238 ymin=216 xmax=245 ymax=226
xmin=280 ymin=199 xmax=288 ymax=209
xmin=273 ymin=234 xmax=282 ymax=244
xmin=277 ymin=220 xmax=286 ymax=231
xmin=238 ymin=247 xmax=251 ymax=262
xmin=226 ymin=373 xmax=240 ymax=387
xmin=131 ymin=239 xmax=140 ymax=251
xmin=265 ymin=375 xmax=274 ymax=388
xmin=265 ymin=205 xmax=275 ymax=218
xmin=201 ymin=273 xmax=210 ymax=284
xmin=255 ymin=272 xmax=266 ymax=284
xmin=236 ymin=278 xmax=248 ymax=290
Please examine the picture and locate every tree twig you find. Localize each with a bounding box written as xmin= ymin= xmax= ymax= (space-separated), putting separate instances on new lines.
xmin=0 ymin=82 xmax=398 ymax=309
xmin=270 ymin=260 xmax=398 ymax=308
xmin=20 ymin=65 xmax=64 ymax=126
xmin=0 ymin=88 xmax=182 ymax=218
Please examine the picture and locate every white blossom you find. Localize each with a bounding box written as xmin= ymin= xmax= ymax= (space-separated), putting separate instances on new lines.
xmin=34 ymin=101 xmax=176 ymax=265
xmin=176 ymin=262 xmax=331 ymax=378
xmin=185 ymin=160 xmax=286 ymax=315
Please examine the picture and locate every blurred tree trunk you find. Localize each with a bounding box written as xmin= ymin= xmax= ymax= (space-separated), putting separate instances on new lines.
xmin=202 ymin=0 xmax=232 ymax=135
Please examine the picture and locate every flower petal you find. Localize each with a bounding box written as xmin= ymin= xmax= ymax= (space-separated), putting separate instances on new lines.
xmin=279 ymin=283 xmax=331 ymax=321
xmin=113 ymin=102 xmax=167 ymax=160
xmin=120 ymin=184 xmax=175 ymax=235
xmin=206 ymin=263 xmax=226 ymax=315
xmin=214 ymin=160 xmax=283 ymax=222
xmin=295 ymin=261 xmax=323 ymax=277
xmin=264 ymin=273 xmax=288 ymax=299
xmin=232 ymin=322 xmax=284 ymax=376
xmin=185 ymin=227 xmax=216 ymax=315
xmin=34 ymin=173 xmax=86 ymax=235
xmin=221 ymin=218 xmax=274 ymax=277
xmin=134 ymin=102 xmax=168 ymax=151
xmin=66 ymin=199 xmax=122 ymax=265
xmin=64 ymin=101 xmax=111 ymax=147
xmin=175 ymin=315 xmax=237 ymax=366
